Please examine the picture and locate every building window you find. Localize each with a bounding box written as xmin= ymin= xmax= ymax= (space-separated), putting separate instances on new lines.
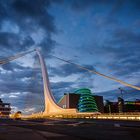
xmin=63 ymin=105 xmax=66 ymax=108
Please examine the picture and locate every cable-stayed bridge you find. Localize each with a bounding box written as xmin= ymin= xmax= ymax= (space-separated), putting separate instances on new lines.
xmin=0 ymin=49 xmax=140 ymax=120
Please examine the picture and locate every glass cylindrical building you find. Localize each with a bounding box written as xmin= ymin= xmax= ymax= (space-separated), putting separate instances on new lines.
xmin=75 ymin=88 xmax=98 ymax=112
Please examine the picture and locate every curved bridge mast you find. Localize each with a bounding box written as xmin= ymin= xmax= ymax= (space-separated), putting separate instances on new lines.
xmin=35 ymin=49 xmax=77 ymax=115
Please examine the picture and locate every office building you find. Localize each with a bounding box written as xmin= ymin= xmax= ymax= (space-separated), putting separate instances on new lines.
xmin=58 ymin=92 xmax=104 ymax=113
xmin=0 ymin=98 xmax=11 ymax=117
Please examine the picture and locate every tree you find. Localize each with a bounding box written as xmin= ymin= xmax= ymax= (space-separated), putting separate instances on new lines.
xmin=13 ymin=111 xmax=22 ymax=120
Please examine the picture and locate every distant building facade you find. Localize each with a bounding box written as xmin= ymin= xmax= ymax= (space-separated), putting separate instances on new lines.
xmin=104 ymin=98 xmax=140 ymax=113
xmin=0 ymin=98 xmax=11 ymax=117
xmin=104 ymin=101 xmax=118 ymax=113
xmin=94 ymin=95 xmax=104 ymax=113
xmin=58 ymin=93 xmax=104 ymax=113
xmin=124 ymin=100 xmax=140 ymax=112
xmin=118 ymin=97 xmax=124 ymax=113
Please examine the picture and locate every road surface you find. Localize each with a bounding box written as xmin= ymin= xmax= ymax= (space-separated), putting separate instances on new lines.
xmin=0 ymin=118 xmax=140 ymax=140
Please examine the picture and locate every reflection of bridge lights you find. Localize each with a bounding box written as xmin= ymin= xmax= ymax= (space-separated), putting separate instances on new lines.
xmin=19 ymin=112 xmax=140 ymax=121
xmin=96 ymin=115 xmax=140 ymax=120
xmin=128 ymin=117 xmax=135 ymax=120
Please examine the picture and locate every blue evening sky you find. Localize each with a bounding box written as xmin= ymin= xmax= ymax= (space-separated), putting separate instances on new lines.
xmin=0 ymin=0 xmax=140 ymax=113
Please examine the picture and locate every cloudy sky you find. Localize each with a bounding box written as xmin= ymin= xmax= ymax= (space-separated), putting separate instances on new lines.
xmin=0 ymin=0 xmax=140 ymax=114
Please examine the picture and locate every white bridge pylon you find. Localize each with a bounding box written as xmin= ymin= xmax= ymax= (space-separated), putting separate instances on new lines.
xmin=36 ymin=49 xmax=77 ymax=115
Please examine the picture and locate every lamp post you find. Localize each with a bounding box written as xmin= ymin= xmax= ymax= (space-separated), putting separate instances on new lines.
xmin=118 ymin=87 xmax=124 ymax=99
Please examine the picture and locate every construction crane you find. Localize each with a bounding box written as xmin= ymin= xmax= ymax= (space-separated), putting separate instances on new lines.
xmin=118 ymin=87 xmax=127 ymax=99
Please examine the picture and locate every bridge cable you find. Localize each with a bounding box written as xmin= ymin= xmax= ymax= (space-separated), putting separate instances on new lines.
xmin=0 ymin=50 xmax=35 ymax=65
xmin=51 ymin=55 xmax=140 ymax=91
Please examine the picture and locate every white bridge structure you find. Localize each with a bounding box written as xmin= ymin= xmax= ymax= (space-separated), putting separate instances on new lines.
xmin=0 ymin=49 xmax=140 ymax=119
xmin=36 ymin=49 xmax=77 ymax=116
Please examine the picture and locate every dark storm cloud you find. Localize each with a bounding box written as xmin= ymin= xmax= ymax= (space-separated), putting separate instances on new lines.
xmin=110 ymin=0 xmax=124 ymax=15
xmin=13 ymin=0 xmax=49 ymax=17
xmin=0 ymin=0 xmax=57 ymax=56
xmin=100 ymin=52 xmax=139 ymax=77
xmin=107 ymin=28 xmax=140 ymax=76
xmin=110 ymin=29 xmax=140 ymax=45
xmin=0 ymin=32 xmax=35 ymax=52
xmin=51 ymin=81 xmax=75 ymax=101
xmin=39 ymin=36 xmax=56 ymax=54
xmin=0 ymin=32 xmax=19 ymax=48
xmin=21 ymin=36 xmax=35 ymax=48
xmin=131 ymin=0 xmax=140 ymax=9
xmin=1 ymin=62 xmax=21 ymax=71
xmin=0 ymin=62 xmax=43 ymax=94
xmin=69 ymin=0 xmax=111 ymax=11
xmin=50 ymin=63 xmax=96 ymax=77
xmin=69 ymin=0 xmax=140 ymax=13
xmin=0 ymin=0 xmax=9 ymax=22
xmin=91 ymin=27 xmax=140 ymax=77
xmin=110 ymin=0 xmax=140 ymax=16
xmin=1 ymin=62 xmax=36 ymax=73
xmin=0 ymin=71 xmax=32 ymax=93
xmin=108 ymin=54 xmax=140 ymax=77
xmin=12 ymin=0 xmax=56 ymax=33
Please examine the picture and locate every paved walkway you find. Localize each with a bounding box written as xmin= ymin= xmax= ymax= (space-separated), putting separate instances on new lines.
xmin=0 ymin=126 xmax=78 ymax=140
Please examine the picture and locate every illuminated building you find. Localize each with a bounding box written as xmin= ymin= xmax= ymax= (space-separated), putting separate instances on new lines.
xmin=124 ymin=100 xmax=140 ymax=112
xmin=58 ymin=93 xmax=80 ymax=109
xmin=58 ymin=91 xmax=104 ymax=113
xmin=0 ymin=98 xmax=11 ymax=117
xmin=104 ymin=99 xmax=140 ymax=113
xmin=75 ymin=88 xmax=98 ymax=112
